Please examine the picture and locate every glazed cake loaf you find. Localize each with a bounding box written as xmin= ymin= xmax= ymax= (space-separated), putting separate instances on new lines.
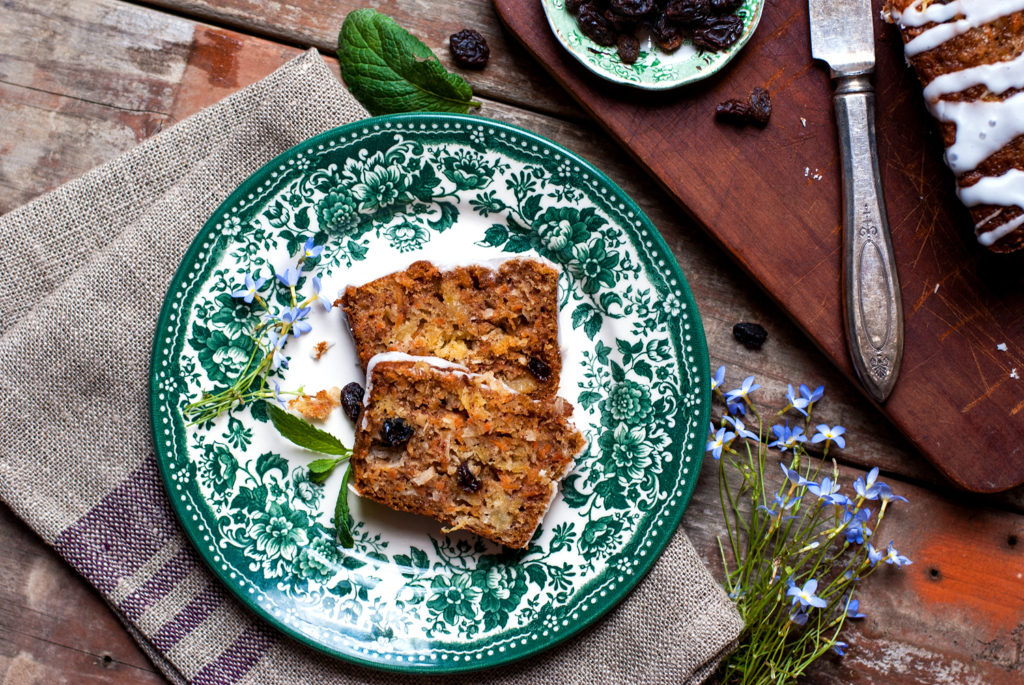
xmin=342 ymin=259 xmax=561 ymax=397
xmin=884 ymin=0 xmax=1024 ymax=252
xmin=351 ymin=353 xmax=585 ymax=549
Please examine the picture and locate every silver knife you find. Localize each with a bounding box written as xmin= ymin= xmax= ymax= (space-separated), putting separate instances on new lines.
xmin=810 ymin=0 xmax=903 ymax=403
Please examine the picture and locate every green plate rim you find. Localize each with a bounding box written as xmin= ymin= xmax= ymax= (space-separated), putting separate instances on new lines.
xmin=149 ymin=111 xmax=710 ymax=674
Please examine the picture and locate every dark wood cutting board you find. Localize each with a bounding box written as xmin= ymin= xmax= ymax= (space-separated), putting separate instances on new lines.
xmin=495 ymin=0 xmax=1024 ymax=492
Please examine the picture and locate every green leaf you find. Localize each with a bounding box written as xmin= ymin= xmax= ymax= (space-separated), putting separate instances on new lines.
xmin=560 ymin=474 xmax=590 ymax=509
xmin=428 ymin=200 xmax=458 ymax=233
xmin=504 ymin=234 xmax=533 ymax=253
xmin=584 ymin=310 xmax=603 ymax=340
xmin=633 ymin=358 xmax=654 ymax=379
xmin=335 ymin=464 xmax=354 ymax=548
xmin=610 ymin=361 xmax=626 ymax=383
xmin=410 ymin=546 xmax=430 ymax=570
xmin=268 ymin=404 xmax=351 ymax=456
xmin=521 ymin=194 xmax=542 ymax=221
xmin=578 ymin=390 xmax=603 ymax=409
xmin=337 ymin=9 xmax=479 ymax=115
xmin=309 ymin=458 xmax=342 ymax=474
xmin=347 ymin=239 xmax=369 ymax=261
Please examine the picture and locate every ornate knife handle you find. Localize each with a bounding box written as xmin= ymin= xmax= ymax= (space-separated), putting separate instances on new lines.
xmin=833 ymin=74 xmax=903 ymax=403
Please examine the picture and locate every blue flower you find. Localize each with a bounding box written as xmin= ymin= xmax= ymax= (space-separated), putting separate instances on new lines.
xmin=231 ymin=273 xmax=266 ymax=303
xmin=769 ymin=423 xmax=807 ymax=452
xmin=786 ymin=578 xmax=827 ymax=609
xmin=723 ymin=415 xmax=759 ymax=441
xmin=266 ymin=329 xmax=288 ymax=370
xmin=300 ymin=236 xmax=324 ymax=261
xmin=845 ymin=597 xmax=866 ymax=619
xmin=711 ymin=365 xmax=725 ymax=392
xmin=800 ymin=383 xmax=824 ymax=405
xmin=757 ymin=493 xmax=798 ymax=519
xmin=789 ymin=607 xmax=809 ymax=625
xmin=832 ymin=641 xmax=848 ymax=656
xmin=727 ymin=399 xmax=747 ymax=416
xmin=842 ymin=507 xmax=872 ymax=544
xmin=780 ymin=462 xmax=813 ymax=487
xmin=271 ymin=380 xmax=285 ymax=407
xmin=276 ymin=266 xmax=302 ymax=288
xmin=867 ymin=543 xmax=884 ymax=566
xmin=882 ymin=541 xmax=912 ymax=567
xmin=310 ymin=276 xmax=332 ymax=312
xmin=853 ymin=467 xmax=884 ymax=500
xmin=706 ymin=425 xmax=735 ymax=460
xmin=876 ymin=482 xmax=909 ymax=504
xmin=811 ymin=424 xmax=846 ymax=449
xmin=280 ymin=306 xmax=312 ymax=337
xmin=807 ymin=476 xmax=849 ymax=507
xmin=784 ymin=384 xmax=810 ymax=416
xmin=725 ymin=376 xmax=760 ymax=404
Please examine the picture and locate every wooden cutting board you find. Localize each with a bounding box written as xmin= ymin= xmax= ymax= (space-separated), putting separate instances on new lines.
xmin=496 ymin=0 xmax=1024 ymax=492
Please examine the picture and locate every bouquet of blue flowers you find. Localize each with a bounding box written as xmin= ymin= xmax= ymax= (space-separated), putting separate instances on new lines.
xmin=707 ymin=367 xmax=911 ymax=684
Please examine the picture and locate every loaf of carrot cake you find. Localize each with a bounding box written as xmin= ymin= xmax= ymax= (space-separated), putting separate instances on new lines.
xmin=341 ymin=259 xmax=561 ymax=397
xmin=351 ymin=353 xmax=585 ymax=549
xmin=884 ymin=0 xmax=1024 ymax=252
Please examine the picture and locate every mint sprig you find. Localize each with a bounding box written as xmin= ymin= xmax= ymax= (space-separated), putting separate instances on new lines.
xmin=268 ymin=404 xmax=353 ymax=544
xmin=337 ymin=8 xmax=480 ymax=115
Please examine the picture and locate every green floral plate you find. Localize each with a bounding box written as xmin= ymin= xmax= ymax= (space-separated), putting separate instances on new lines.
xmin=150 ymin=113 xmax=710 ymax=673
xmin=542 ymin=0 xmax=764 ymax=89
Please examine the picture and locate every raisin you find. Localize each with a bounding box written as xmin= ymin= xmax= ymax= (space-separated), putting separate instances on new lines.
xmin=715 ymin=99 xmax=753 ymax=124
xmin=340 ymin=382 xmax=364 ymax=423
xmin=380 ymin=417 xmax=414 ymax=448
xmin=527 ymin=356 xmax=553 ymax=381
xmin=603 ymin=9 xmax=638 ymax=32
xmin=652 ymin=15 xmax=683 ymax=51
xmin=665 ymin=0 xmax=711 ymax=26
xmin=732 ymin=322 xmax=768 ymax=350
xmin=617 ymin=33 xmax=640 ymax=64
xmin=710 ymin=0 xmax=743 ymax=12
xmin=748 ymin=86 xmax=772 ymax=126
xmin=449 ymin=29 xmax=490 ymax=69
xmin=610 ymin=0 xmax=654 ymax=17
xmin=576 ymin=4 xmax=619 ymax=46
xmin=715 ymin=87 xmax=772 ymax=127
xmin=693 ymin=15 xmax=743 ymax=50
xmin=456 ymin=461 xmax=482 ymax=493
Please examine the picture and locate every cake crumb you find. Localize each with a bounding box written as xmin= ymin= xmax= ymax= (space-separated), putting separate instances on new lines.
xmin=997 ymin=342 xmax=1008 ymax=352
xmin=289 ymin=387 xmax=341 ymax=421
xmin=311 ymin=340 xmax=334 ymax=360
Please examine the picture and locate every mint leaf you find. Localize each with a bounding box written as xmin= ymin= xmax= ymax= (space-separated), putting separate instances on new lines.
xmin=338 ymin=9 xmax=480 ymax=115
xmin=336 ymin=464 xmax=355 ymax=548
xmin=267 ymin=404 xmax=351 ymax=456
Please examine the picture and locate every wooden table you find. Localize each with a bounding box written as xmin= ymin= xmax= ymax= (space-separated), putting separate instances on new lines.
xmin=1 ymin=1 xmax=1022 ymax=682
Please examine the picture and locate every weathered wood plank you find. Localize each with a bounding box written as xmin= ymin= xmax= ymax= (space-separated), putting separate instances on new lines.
xmin=142 ymin=0 xmax=583 ymax=119
xmin=0 ymin=504 xmax=165 ymax=684
xmin=1 ymin=0 xmax=1023 ymax=683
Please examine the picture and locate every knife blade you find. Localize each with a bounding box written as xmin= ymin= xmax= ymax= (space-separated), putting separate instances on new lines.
xmin=809 ymin=0 xmax=904 ymax=403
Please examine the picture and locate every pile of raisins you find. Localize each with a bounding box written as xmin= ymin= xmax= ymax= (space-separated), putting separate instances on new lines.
xmin=566 ymin=0 xmax=745 ymax=64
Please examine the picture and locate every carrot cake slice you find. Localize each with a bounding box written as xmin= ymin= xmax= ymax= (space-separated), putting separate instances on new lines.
xmin=341 ymin=258 xmax=561 ymax=397
xmin=351 ymin=353 xmax=585 ymax=549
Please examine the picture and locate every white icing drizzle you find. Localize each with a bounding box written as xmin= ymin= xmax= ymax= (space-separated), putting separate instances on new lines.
xmin=922 ymin=50 xmax=1024 ymax=101
xmin=978 ymin=213 xmax=1024 ymax=246
xmin=897 ymin=0 xmax=1024 ymax=57
xmin=931 ymin=92 xmax=1024 ymax=173
xmin=958 ymin=168 xmax=1024 ymax=207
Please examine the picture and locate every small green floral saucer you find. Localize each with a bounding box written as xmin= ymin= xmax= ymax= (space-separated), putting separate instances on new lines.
xmin=542 ymin=0 xmax=765 ymax=89
xmin=150 ymin=113 xmax=710 ymax=672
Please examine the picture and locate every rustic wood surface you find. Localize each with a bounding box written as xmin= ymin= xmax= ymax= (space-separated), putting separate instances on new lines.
xmin=0 ymin=0 xmax=1022 ymax=683
xmin=496 ymin=0 xmax=1024 ymax=494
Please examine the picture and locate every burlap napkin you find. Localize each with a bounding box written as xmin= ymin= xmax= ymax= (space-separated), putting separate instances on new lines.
xmin=0 ymin=49 xmax=742 ymax=684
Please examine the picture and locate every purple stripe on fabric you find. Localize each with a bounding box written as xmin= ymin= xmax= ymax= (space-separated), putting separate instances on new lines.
xmin=120 ymin=545 xmax=200 ymax=622
xmin=54 ymin=454 xmax=179 ymax=593
xmin=151 ymin=584 xmax=225 ymax=653
xmin=191 ymin=624 xmax=275 ymax=685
